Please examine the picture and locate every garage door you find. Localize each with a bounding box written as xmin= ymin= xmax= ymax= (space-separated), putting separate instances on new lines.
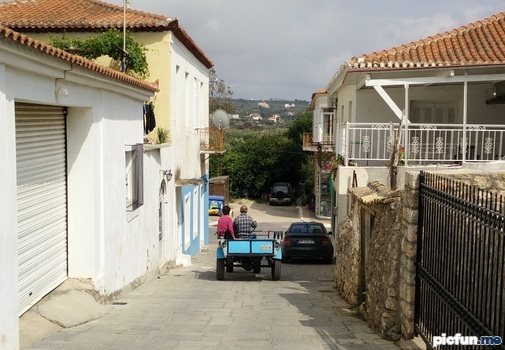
xmin=16 ymin=103 xmax=68 ymax=315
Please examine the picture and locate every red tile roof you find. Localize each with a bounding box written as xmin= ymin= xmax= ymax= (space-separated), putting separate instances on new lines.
xmin=0 ymin=0 xmax=213 ymax=68
xmin=348 ymin=11 xmax=505 ymax=70
xmin=0 ymin=0 xmax=170 ymax=32
xmin=0 ymin=24 xmax=159 ymax=92
xmin=311 ymin=89 xmax=327 ymax=100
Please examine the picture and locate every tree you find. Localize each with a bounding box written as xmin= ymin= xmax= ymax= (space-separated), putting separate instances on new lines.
xmin=50 ymin=29 xmax=149 ymax=79
xmin=286 ymin=110 xmax=313 ymax=144
xmin=209 ymin=68 xmax=235 ymax=114
xmin=210 ymin=110 xmax=314 ymax=199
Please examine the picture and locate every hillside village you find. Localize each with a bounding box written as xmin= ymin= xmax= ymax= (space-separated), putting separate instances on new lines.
xmin=227 ymin=98 xmax=309 ymax=128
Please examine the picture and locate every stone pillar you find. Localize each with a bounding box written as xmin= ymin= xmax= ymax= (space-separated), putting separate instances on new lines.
xmin=399 ymin=171 xmax=419 ymax=339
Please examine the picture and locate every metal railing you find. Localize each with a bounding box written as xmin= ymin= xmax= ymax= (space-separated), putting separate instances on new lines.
xmin=339 ymin=122 xmax=505 ymax=166
xmin=416 ymin=172 xmax=505 ymax=349
xmin=302 ymin=132 xmax=334 ymax=152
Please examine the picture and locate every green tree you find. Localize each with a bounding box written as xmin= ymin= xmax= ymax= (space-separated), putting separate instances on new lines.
xmin=210 ymin=110 xmax=314 ymax=199
xmin=286 ymin=110 xmax=313 ymax=144
xmin=209 ymin=68 xmax=235 ymax=114
xmin=50 ymin=29 xmax=149 ymax=79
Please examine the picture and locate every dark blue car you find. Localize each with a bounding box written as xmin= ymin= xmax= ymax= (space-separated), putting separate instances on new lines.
xmin=281 ymin=222 xmax=334 ymax=264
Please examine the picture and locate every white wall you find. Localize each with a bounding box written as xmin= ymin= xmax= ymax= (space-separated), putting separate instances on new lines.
xmin=168 ymin=34 xmax=210 ymax=263
xmin=170 ymin=35 xmax=209 ymax=179
xmin=312 ymin=94 xmax=328 ymax=143
xmin=0 ymin=63 xmax=19 ymax=350
xmin=0 ymin=41 xmax=154 ymax=348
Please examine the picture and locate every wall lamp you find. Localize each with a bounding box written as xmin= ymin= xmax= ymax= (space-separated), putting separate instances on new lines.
xmin=161 ymin=169 xmax=173 ymax=182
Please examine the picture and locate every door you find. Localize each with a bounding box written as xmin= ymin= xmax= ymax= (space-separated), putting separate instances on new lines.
xmin=16 ymin=103 xmax=68 ymax=315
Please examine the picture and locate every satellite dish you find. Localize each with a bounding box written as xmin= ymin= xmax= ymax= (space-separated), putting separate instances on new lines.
xmin=211 ymin=109 xmax=230 ymax=129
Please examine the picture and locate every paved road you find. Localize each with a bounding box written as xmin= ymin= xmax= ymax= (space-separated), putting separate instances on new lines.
xmin=25 ymin=201 xmax=405 ymax=350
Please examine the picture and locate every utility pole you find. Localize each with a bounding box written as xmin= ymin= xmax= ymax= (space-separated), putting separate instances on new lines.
xmin=122 ymin=0 xmax=128 ymax=72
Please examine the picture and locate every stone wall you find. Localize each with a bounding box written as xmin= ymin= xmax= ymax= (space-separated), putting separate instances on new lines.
xmin=334 ymin=197 xmax=361 ymax=305
xmin=365 ymin=187 xmax=403 ymax=340
xmin=334 ymin=181 xmax=404 ymax=339
xmin=334 ymin=168 xmax=505 ymax=341
xmin=399 ymin=172 xmax=419 ymax=339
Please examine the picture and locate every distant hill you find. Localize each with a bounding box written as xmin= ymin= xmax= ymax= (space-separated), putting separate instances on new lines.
xmin=229 ymin=98 xmax=310 ymax=128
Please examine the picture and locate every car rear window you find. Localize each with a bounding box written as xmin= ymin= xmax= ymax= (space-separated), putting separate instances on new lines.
xmin=289 ymin=224 xmax=325 ymax=234
xmin=272 ymin=185 xmax=289 ymax=193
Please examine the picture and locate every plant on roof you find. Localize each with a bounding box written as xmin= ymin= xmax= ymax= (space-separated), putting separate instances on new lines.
xmin=50 ymin=29 xmax=149 ymax=79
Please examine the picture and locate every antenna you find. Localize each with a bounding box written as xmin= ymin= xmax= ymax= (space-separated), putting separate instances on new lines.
xmin=211 ymin=109 xmax=230 ymax=129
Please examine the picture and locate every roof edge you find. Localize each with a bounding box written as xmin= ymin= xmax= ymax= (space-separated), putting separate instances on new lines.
xmin=168 ymin=19 xmax=214 ymax=69
xmin=0 ymin=24 xmax=159 ymax=92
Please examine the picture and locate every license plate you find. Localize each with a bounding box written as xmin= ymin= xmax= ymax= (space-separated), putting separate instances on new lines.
xmin=298 ymin=240 xmax=314 ymax=244
xmin=260 ymin=244 xmax=272 ymax=250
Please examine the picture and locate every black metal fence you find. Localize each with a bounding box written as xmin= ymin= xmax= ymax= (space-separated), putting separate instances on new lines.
xmin=416 ymin=171 xmax=505 ymax=349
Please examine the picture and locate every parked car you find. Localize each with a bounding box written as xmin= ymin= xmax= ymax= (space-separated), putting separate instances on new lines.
xmin=281 ymin=222 xmax=334 ymax=264
xmin=269 ymin=182 xmax=295 ymax=206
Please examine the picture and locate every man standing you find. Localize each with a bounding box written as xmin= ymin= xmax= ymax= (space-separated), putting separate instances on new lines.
xmin=233 ymin=205 xmax=257 ymax=238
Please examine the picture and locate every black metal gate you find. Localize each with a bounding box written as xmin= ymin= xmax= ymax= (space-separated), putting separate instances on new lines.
xmin=416 ymin=171 xmax=505 ymax=349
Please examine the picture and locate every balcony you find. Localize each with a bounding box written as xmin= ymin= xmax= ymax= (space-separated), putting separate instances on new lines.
xmin=302 ymin=132 xmax=334 ymax=152
xmin=339 ymin=122 xmax=505 ymax=166
xmin=200 ymin=127 xmax=225 ymax=154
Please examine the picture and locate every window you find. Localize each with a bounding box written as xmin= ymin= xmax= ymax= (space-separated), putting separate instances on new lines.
xmin=193 ymin=78 xmax=199 ymax=130
xmin=125 ymin=143 xmax=144 ymax=210
xmin=289 ymin=223 xmax=326 ymax=234
xmin=322 ymin=108 xmax=334 ymax=143
xmin=410 ymin=101 xmax=460 ymax=124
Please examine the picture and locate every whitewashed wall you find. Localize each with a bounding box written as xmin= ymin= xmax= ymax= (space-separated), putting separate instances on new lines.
xmin=168 ymin=34 xmax=210 ymax=262
xmin=0 ymin=39 xmax=154 ymax=349
xmin=0 ymin=62 xmax=19 ymax=350
xmin=170 ymin=34 xmax=209 ymax=180
xmin=312 ymin=93 xmax=328 ymax=143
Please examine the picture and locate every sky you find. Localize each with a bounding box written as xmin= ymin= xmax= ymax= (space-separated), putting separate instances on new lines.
xmin=107 ymin=0 xmax=503 ymax=101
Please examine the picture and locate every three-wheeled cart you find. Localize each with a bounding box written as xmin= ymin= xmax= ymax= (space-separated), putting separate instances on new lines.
xmin=216 ymin=231 xmax=283 ymax=281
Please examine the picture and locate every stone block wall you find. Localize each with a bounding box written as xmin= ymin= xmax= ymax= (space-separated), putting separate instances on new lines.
xmin=364 ymin=197 xmax=403 ymax=340
xmin=334 ymin=168 xmax=505 ymax=342
xmin=334 ymin=195 xmax=361 ymax=305
xmin=399 ymin=171 xmax=419 ymax=339
xmin=334 ymin=182 xmax=404 ymax=340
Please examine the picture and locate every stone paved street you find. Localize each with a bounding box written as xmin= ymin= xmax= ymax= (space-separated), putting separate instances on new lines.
xmin=24 ymin=202 xmax=418 ymax=350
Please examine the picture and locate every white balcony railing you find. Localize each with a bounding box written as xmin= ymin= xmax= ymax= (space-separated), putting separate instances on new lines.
xmin=339 ymin=122 xmax=505 ymax=166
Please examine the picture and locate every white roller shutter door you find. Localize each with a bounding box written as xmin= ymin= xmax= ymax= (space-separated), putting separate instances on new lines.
xmin=16 ymin=103 xmax=68 ymax=315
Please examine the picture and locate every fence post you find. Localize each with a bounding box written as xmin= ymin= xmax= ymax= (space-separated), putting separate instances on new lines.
xmin=344 ymin=121 xmax=349 ymax=166
xmin=414 ymin=171 xmax=424 ymax=335
xmin=404 ymin=116 xmax=409 ymax=167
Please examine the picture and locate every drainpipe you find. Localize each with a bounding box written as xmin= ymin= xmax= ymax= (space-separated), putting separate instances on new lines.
xmin=122 ymin=0 xmax=127 ymax=73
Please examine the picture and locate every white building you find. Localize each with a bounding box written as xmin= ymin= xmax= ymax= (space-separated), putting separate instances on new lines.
xmin=0 ymin=25 xmax=157 ymax=349
xmin=0 ymin=0 xmax=214 ymax=276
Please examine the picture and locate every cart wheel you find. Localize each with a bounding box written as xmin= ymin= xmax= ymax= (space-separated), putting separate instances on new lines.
xmin=271 ymin=260 xmax=281 ymax=281
xmin=216 ymin=259 xmax=225 ymax=280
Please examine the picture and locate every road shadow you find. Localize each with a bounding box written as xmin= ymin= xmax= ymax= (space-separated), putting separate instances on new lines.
xmin=192 ymin=268 xmax=273 ymax=282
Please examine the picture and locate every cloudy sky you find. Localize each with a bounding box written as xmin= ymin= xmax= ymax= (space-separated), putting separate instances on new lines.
xmin=107 ymin=0 xmax=502 ymax=101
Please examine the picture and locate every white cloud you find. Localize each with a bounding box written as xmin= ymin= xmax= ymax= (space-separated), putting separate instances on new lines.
xmin=108 ymin=0 xmax=504 ymax=100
